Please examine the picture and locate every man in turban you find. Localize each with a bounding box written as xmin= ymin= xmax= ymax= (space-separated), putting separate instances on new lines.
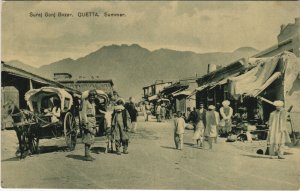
xmin=82 ymin=89 xmax=97 ymax=161
xmin=219 ymin=100 xmax=233 ymax=136
xmin=112 ymin=98 xmax=132 ymax=155
xmin=267 ymin=100 xmax=291 ymax=159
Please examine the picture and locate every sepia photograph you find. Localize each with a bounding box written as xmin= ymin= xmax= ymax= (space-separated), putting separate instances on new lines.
xmin=1 ymin=1 xmax=300 ymax=190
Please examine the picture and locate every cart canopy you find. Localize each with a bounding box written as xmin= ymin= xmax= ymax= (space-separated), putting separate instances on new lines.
xmin=25 ymin=87 xmax=73 ymax=113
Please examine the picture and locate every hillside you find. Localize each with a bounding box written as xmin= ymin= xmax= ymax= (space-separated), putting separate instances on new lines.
xmin=4 ymin=60 xmax=38 ymax=74
xmin=6 ymin=44 xmax=259 ymax=98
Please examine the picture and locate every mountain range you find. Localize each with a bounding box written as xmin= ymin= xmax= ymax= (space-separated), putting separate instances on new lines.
xmin=5 ymin=44 xmax=259 ymax=99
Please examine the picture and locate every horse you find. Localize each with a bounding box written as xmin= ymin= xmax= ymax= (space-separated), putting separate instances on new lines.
xmin=4 ymin=101 xmax=38 ymax=159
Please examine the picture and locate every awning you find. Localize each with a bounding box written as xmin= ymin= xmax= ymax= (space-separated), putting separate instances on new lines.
xmin=228 ymin=54 xmax=281 ymax=99
xmin=196 ymin=84 xmax=210 ymax=92
xmin=246 ymin=72 xmax=281 ymax=97
xmin=2 ymin=62 xmax=81 ymax=94
xmin=173 ymin=90 xmax=191 ymax=97
xmin=187 ymin=84 xmax=210 ymax=98
xmin=157 ymin=98 xmax=170 ymax=103
xmin=209 ymin=73 xmax=240 ymax=90
xmin=148 ymin=94 xmax=158 ymax=101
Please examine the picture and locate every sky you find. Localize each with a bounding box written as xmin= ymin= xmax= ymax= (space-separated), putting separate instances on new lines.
xmin=1 ymin=1 xmax=300 ymax=67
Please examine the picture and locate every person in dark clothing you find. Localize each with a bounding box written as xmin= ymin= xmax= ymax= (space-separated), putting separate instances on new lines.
xmin=187 ymin=107 xmax=198 ymax=130
xmin=192 ymin=103 xmax=207 ymax=147
xmin=112 ymin=98 xmax=131 ymax=155
xmin=124 ymin=97 xmax=138 ymax=133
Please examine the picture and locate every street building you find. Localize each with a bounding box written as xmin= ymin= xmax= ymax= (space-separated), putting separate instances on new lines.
xmin=53 ymin=73 xmax=115 ymax=96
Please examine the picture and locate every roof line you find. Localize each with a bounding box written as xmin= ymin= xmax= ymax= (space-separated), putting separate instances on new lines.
xmin=2 ymin=62 xmax=81 ymax=94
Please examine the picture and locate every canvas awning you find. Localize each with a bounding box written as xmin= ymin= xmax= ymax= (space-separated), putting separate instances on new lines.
xmin=246 ymin=72 xmax=281 ymax=97
xmin=228 ymin=54 xmax=282 ymax=99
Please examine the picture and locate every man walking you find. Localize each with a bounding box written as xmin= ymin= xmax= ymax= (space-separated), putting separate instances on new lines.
xmin=144 ymin=102 xmax=151 ymax=121
xmin=174 ymin=111 xmax=185 ymax=150
xmin=204 ymin=105 xmax=220 ymax=149
xmin=192 ymin=103 xmax=206 ymax=147
xmin=125 ymin=97 xmax=138 ymax=133
xmin=112 ymin=98 xmax=131 ymax=155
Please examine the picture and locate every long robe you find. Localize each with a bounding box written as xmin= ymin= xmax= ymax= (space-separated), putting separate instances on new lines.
xmin=267 ymin=109 xmax=291 ymax=155
xmin=192 ymin=109 xmax=206 ymax=140
xmin=112 ymin=106 xmax=131 ymax=141
xmin=220 ymin=106 xmax=233 ymax=133
xmin=205 ymin=111 xmax=220 ymax=138
xmin=82 ymin=100 xmax=97 ymax=145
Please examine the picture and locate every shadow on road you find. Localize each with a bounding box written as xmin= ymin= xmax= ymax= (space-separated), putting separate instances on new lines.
xmin=65 ymin=154 xmax=86 ymax=161
xmin=38 ymin=146 xmax=70 ymax=154
xmin=91 ymin=146 xmax=106 ymax=154
xmin=2 ymin=146 xmax=70 ymax=162
xmin=160 ymin=146 xmax=177 ymax=150
xmin=184 ymin=143 xmax=195 ymax=147
xmin=1 ymin=156 xmax=21 ymax=162
xmin=241 ymin=154 xmax=270 ymax=159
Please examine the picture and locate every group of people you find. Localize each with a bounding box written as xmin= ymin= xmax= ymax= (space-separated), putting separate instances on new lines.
xmin=188 ymin=100 xmax=233 ymax=148
xmin=141 ymin=101 xmax=172 ymax=122
xmin=174 ymin=102 xmax=226 ymax=150
xmin=174 ymin=99 xmax=292 ymax=159
xmin=81 ymin=89 xmax=138 ymax=161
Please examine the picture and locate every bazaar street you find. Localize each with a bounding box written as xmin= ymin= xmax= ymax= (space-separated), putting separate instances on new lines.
xmin=1 ymin=116 xmax=300 ymax=190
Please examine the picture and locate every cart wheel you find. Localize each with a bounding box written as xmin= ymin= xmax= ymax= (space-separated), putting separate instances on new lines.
xmin=64 ymin=112 xmax=77 ymax=150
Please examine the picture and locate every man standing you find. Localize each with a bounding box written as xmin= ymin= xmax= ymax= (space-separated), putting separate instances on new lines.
xmin=219 ymin=100 xmax=233 ymax=137
xmin=144 ymin=102 xmax=151 ymax=121
xmin=174 ymin=111 xmax=185 ymax=150
xmin=125 ymin=97 xmax=138 ymax=133
xmin=112 ymin=98 xmax=131 ymax=155
xmin=82 ymin=89 xmax=97 ymax=161
xmin=156 ymin=103 xmax=162 ymax=122
xmin=187 ymin=107 xmax=198 ymax=130
xmin=267 ymin=100 xmax=291 ymax=159
xmin=161 ymin=104 xmax=166 ymax=121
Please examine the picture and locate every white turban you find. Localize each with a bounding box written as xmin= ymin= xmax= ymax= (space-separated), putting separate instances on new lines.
xmin=222 ymin=100 xmax=230 ymax=107
xmin=273 ymin=100 xmax=284 ymax=107
xmin=208 ymin=105 xmax=216 ymax=110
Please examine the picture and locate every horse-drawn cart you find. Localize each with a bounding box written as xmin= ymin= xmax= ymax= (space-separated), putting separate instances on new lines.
xmin=10 ymin=87 xmax=82 ymax=158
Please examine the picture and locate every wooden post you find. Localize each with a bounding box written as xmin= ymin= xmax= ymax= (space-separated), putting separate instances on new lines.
xmin=29 ymin=79 xmax=33 ymax=89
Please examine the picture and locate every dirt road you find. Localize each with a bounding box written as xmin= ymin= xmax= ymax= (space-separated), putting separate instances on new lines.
xmin=1 ymin=116 xmax=300 ymax=189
